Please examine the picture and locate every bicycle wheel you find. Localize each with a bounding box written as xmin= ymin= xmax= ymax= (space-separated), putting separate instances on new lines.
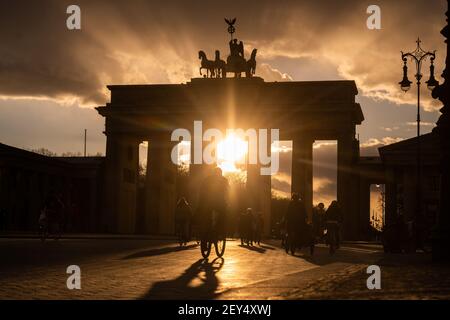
xmin=200 ymin=239 xmax=211 ymax=258
xmin=214 ymin=238 xmax=226 ymax=257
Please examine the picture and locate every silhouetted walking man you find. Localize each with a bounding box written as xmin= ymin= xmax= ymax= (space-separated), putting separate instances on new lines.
xmin=285 ymin=193 xmax=308 ymax=246
xmin=254 ymin=211 xmax=264 ymax=246
xmin=239 ymin=208 xmax=252 ymax=245
xmin=42 ymin=191 xmax=65 ymax=238
xmin=175 ymin=197 xmax=192 ymax=244
xmin=312 ymin=202 xmax=326 ymax=241
xmin=325 ymin=200 xmax=343 ymax=249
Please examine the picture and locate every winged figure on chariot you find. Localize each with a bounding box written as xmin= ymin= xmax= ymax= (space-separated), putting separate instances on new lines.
xmin=199 ymin=18 xmax=257 ymax=78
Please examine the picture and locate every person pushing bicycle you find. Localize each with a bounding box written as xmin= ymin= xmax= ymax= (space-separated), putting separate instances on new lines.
xmin=197 ymin=167 xmax=228 ymax=239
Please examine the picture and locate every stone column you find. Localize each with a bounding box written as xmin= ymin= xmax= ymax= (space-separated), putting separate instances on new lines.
xmin=292 ymin=136 xmax=313 ymax=220
xmin=338 ymin=133 xmax=357 ymax=239
xmin=145 ymin=137 xmax=178 ymax=235
xmin=103 ymin=134 xmax=139 ymax=234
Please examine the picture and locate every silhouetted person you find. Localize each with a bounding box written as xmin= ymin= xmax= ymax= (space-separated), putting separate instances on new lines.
xmin=325 ymin=200 xmax=343 ymax=248
xmin=285 ymin=193 xmax=308 ymax=246
xmin=197 ymin=167 xmax=228 ymax=238
xmin=414 ymin=213 xmax=429 ymax=252
xmin=312 ymin=202 xmax=326 ymax=240
xmin=239 ymin=209 xmax=249 ymax=245
xmin=42 ymin=191 xmax=64 ymax=238
xmin=175 ymin=197 xmax=192 ymax=244
xmin=248 ymin=208 xmax=256 ymax=246
xmin=239 ymin=208 xmax=254 ymax=246
xmin=254 ymin=211 xmax=264 ymax=246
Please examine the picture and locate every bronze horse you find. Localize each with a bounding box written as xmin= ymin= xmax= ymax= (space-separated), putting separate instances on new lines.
xmin=198 ymin=50 xmax=215 ymax=78
xmin=246 ymin=49 xmax=257 ymax=76
xmin=214 ymin=50 xmax=226 ymax=78
xmin=199 ymin=48 xmax=258 ymax=78
xmin=225 ymin=48 xmax=257 ymax=77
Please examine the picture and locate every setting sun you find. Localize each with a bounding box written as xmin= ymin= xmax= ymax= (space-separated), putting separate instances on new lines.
xmin=217 ymin=133 xmax=248 ymax=173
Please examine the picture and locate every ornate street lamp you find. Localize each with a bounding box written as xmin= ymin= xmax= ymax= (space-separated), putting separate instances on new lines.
xmin=400 ymin=58 xmax=412 ymax=92
xmin=399 ymin=38 xmax=438 ymax=221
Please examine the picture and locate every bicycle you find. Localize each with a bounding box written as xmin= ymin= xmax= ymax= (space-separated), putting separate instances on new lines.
xmin=200 ymin=210 xmax=226 ymax=259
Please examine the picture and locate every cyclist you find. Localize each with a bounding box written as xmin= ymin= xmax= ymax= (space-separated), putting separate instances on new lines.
xmin=285 ymin=193 xmax=308 ymax=251
xmin=198 ymin=167 xmax=228 ymax=239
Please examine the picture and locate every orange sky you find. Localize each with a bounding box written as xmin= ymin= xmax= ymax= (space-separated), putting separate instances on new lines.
xmin=0 ymin=0 xmax=447 ymax=202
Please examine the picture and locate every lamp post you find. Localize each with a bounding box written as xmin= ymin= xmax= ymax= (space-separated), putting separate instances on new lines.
xmin=399 ymin=38 xmax=439 ymax=221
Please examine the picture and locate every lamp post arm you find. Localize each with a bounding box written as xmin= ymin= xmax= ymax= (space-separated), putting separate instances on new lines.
xmin=401 ymin=50 xmax=436 ymax=81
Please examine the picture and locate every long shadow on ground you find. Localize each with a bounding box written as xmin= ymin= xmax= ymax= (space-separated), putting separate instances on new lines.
xmin=266 ymin=239 xmax=383 ymax=266
xmin=121 ymin=244 xmax=197 ymax=260
xmin=238 ymin=244 xmax=266 ymax=254
xmin=141 ymin=257 xmax=224 ymax=299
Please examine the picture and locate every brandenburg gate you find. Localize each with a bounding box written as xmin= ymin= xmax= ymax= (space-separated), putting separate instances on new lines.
xmin=96 ymin=77 xmax=363 ymax=239
xmin=96 ymin=20 xmax=364 ymax=239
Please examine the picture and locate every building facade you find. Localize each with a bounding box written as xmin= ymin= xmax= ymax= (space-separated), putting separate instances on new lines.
xmin=0 ymin=143 xmax=105 ymax=233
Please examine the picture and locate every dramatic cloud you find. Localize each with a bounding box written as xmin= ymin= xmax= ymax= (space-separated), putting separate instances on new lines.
xmin=270 ymin=140 xmax=338 ymax=204
xmin=257 ymin=63 xmax=293 ymax=82
xmin=360 ymin=136 xmax=404 ymax=156
xmin=0 ymin=0 xmax=446 ymax=109
xmin=0 ymin=0 xmax=446 ymax=204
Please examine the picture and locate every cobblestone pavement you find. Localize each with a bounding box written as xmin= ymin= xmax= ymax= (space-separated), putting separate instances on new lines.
xmin=0 ymin=237 xmax=391 ymax=299
xmin=293 ymin=252 xmax=450 ymax=300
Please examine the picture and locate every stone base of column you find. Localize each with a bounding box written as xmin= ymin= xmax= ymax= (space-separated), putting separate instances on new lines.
xmin=145 ymin=140 xmax=177 ymax=235
xmin=247 ymin=165 xmax=272 ymax=237
xmin=103 ymin=135 xmax=138 ymax=234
